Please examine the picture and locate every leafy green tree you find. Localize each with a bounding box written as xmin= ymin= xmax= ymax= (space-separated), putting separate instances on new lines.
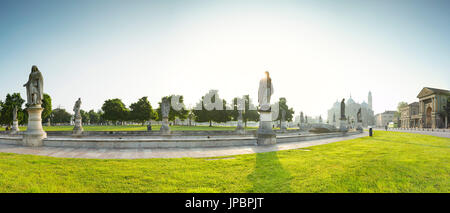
xmin=275 ymin=97 xmax=295 ymax=127
xmin=41 ymin=93 xmax=52 ymax=121
xmin=156 ymin=95 xmax=189 ymax=125
xmin=230 ymin=95 xmax=259 ymax=127
xmin=52 ymin=108 xmax=72 ymax=124
xmin=0 ymin=93 xmax=25 ymax=125
xmin=193 ymin=90 xmax=231 ymax=127
xmin=101 ymin=99 xmax=129 ymax=124
xmin=88 ymin=110 xmax=101 ymax=124
xmin=130 ymin=96 xmax=155 ymax=125
xmin=80 ymin=110 xmax=90 ymax=124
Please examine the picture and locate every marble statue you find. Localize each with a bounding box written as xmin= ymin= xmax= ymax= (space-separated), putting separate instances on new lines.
xmin=256 ymin=71 xmax=276 ymax=145
xmin=23 ymin=65 xmax=44 ymax=106
xmin=73 ymin=98 xmax=82 ymax=119
xmin=161 ymin=97 xmax=170 ymax=118
xmin=238 ymin=109 xmax=243 ymax=120
xmin=160 ymin=97 xmax=171 ymax=134
xmin=340 ymin=98 xmax=346 ymax=120
xmin=22 ymin=65 xmax=47 ymax=146
xmin=258 ymin=71 xmax=274 ymax=111
xmin=357 ymin=108 xmax=362 ymax=122
xmin=13 ymin=105 xmax=17 ymax=121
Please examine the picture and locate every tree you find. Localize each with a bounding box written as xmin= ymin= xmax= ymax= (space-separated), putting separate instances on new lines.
xmin=156 ymin=95 xmax=189 ymax=125
xmin=80 ymin=110 xmax=90 ymax=124
xmin=52 ymin=108 xmax=72 ymax=124
xmin=129 ymin=96 xmax=155 ymax=125
xmin=230 ymin=95 xmax=259 ymax=127
xmin=88 ymin=110 xmax=101 ymax=124
xmin=41 ymin=93 xmax=52 ymax=121
xmin=101 ymin=99 xmax=129 ymax=124
xmin=275 ymin=97 xmax=294 ymax=127
xmin=0 ymin=93 xmax=25 ymax=125
xmin=193 ymin=90 xmax=231 ymax=126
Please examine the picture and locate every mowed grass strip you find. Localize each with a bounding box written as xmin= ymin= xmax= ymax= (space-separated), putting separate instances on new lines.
xmin=0 ymin=131 xmax=448 ymax=192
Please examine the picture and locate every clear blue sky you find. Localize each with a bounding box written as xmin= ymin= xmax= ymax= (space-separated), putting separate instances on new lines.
xmin=1 ymin=0 xmax=449 ymax=119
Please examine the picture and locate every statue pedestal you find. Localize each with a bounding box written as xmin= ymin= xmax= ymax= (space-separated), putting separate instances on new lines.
xmin=257 ymin=111 xmax=276 ymax=145
xmin=235 ymin=119 xmax=245 ymax=134
xmin=22 ymin=106 xmax=47 ymax=147
xmin=73 ymin=117 xmax=83 ymax=135
xmin=10 ymin=120 xmax=20 ymax=134
xmin=339 ymin=119 xmax=348 ymax=132
xmin=160 ymin=117 xmax=171 ymax=134
xmin=280 ymin=121 xmax=287 ymax=133
xmin=356 ymin=122 xmax=363 ymax=133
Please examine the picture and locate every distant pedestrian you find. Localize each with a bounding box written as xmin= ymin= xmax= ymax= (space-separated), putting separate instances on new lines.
xmin=385 ymin=125 xmax=388 ymax=131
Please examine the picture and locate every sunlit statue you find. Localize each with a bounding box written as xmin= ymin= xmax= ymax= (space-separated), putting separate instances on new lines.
xmin=13 ymin=105 xmax=18 ymax=121
xmin=23 ymin=65 xmax=44 ymax=106
xmin=73 ymin=98 xmax=82 ymax=119
xmin=258 ymin=71 xmax=274 ymax=111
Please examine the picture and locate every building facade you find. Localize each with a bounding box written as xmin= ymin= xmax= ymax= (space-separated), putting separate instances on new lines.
xmin=399 ymin=102 xmax=420 ymax=128
xmin=327 ymin=91 xmax=375 ymax=127
xmin=375 ymin=111 xmax=396 ymax=127
xmin=416 ymin=87 xmax=449 ymax=128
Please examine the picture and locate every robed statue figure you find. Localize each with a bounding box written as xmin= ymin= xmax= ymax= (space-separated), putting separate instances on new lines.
xmin=23 ymin=65 xmax=44 ymax=106
xmin=13 ymin=105 xmax=18 ymax=121
xmin=258 ymin=71 xmax=274 ymax=111
xmin=340 ymin=98 xmax=346 ymax=120
xmin=357 ymin=108 xmax=362 ymax=123
xmin=161 ymin=97 xmax=171 ymax=118
xmin=73 ymin=98 xmax=82 ymax=119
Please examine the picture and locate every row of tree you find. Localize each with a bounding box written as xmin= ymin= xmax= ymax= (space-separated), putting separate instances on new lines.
xmin=0 ymin=90 xmax=295 ymax=127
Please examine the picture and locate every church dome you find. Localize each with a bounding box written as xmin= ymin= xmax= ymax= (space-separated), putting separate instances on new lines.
xmin=346 ymin=97 xmax=355 ymax=105
xmin=361 ymin=101 xmax=368 ymax=108
xmin=333 ymin=100 xmax=340 ymax=108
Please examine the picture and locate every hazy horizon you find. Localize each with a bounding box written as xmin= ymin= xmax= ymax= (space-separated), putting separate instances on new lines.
xmin=1 ymin=0 xmax=449 ymax=120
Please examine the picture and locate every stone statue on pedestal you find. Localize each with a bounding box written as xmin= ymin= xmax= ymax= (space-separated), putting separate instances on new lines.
xmin=258 ymin=71 xmax=274 ymax=111
xmin=72 ymin=98 xmax=83 ymax=135
xmin=356 ymin=108 xmax=363 ymax=132
xmin=257 ymin=71 xmax=276 ymax=145
xmin=340 ymin=98 xmax=346 ymax=120
xmin=235 ymin=109 xmax=244 ymax=133
xmin=160 ymin=97 xmax=171 ymax=134
xmin=10 ymin=105 xmax=19 ymax=134
xmin=73 ymin=98 xmax=82 ymax=119
xmin=22 ymin=65 xmax=47 ymax=146
xmin=12 ymin=106 xmax=17 ymax=121
xmin=357 ymin=108 xmax=362 ymax=123
xmin=23 ymin=65 xmax=44 ymax=106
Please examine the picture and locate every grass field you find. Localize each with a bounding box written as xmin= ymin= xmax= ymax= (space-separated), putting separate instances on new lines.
xmin=0 ymin=125 xmax=260 ymax=132
xmin=0 ymin=131 xmax=448 ymax=192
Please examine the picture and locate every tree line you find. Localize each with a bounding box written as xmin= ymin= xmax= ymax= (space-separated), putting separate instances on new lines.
xmin=0 ymin=90 xmax=295 ymax=127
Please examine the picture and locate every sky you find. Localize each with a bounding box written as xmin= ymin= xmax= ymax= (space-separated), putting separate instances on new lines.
xmin=0 ymin=0 xmax=449 ymax=120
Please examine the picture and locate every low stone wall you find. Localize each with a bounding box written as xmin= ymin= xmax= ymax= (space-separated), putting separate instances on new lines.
xmin=388 ymin=128 xmax=449 ymax=132
xmin=0 ymin=131 xmax=360 ymax=149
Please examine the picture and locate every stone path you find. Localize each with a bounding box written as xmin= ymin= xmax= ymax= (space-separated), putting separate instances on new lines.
xmin=0 ymin=132 xmax=367 ymax=159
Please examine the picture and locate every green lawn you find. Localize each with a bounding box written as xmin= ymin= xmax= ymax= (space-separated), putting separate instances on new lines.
xmin=0 ymin=125 xmax=259 ymax=132
xmin=0 ymin=131 xmax=448 ymax=192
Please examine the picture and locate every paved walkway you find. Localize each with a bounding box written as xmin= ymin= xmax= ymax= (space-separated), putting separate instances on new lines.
xmin=378 ymin=129 xmax=450 ymax=138
xmin=0 ymin=132 xmax=367 ymax=159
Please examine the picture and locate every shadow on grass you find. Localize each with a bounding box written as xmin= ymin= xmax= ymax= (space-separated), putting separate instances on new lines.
xmin=247 ymin=151 xmax=292 ymax=193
